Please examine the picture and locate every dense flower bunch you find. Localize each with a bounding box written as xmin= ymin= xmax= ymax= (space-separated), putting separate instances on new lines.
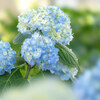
xmin=17 ymin=9 xmax=36 ymax=35
xmin=74 ymin=59 xmax=100 ymax=100
xmin=17 ymin=6 xmax=73 ymax=45
xmin=17 ymin=5 xmax=77 ymax=81
xmin=0 ymin=41 xmax=16 ymax=75
xmin=52 ymin=61 xmax=78 ymax=80
xmin=21 ymin=31 xmax=59 ymax=72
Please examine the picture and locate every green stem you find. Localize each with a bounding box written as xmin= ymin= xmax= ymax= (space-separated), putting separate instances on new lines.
xmin=24 ymin=66 xmax=31 ymax=79
xmin=25 ymin=63 xmax=36 ymax=79
xmin=41 ymin=71 xmax=45 ymax=79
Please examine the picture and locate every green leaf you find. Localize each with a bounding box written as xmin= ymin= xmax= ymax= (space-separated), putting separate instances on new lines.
xmin=0 ymin=68 xmax=28 ymax=93
xmin=13 ymin=33 xmax=30 ymax=44
xmin=55 ymin=43 xmax=80 ymax=70
xmin=15 ymin=56 xmax=26 ymax=66
xmin=30 ymin=67 xmax=40 ymax=76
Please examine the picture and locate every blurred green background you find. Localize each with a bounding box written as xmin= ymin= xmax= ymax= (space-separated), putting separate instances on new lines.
xmin=0 ymin=0 xmax=100 ymax=72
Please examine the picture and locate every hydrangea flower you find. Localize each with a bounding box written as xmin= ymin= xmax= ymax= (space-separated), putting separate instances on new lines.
xmin=21 ymin=31 xmax=59 ymax=72
xmin=17 ymin=6 xmax=73 ymax=45
xmin=51 ymin=61 xmax=78 ymax=80
xmin=0 ymin=40 xmax=16 ymax=75
xmin=17 ymin=9 xmax=37 ymax=34
xmin=74 ymin=59 xmax=100 ymax=100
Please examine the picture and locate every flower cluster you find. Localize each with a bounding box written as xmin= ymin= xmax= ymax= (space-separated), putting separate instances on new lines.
xmin=51 ymin=61 xmax=78 ymax=80
xmin=0 ymin=41 xmax=16 ymax=75
xmin=17 ymin=6 xmax=73 ymax=45
xmin=21 ymin=31 xmax=59 ymax=72
xmin=17 ymin=9 xmax=36 ymax=34
xmin=74 ymin=59 xmax=100 ymax=100
xmin=18 ymin=6 xmax=77 ymax=80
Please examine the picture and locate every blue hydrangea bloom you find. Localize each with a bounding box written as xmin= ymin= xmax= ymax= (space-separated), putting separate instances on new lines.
xmin=17 ymin=6 xmax=73 ymax=45
xmin=0 ymin=40 xmax=16 ymax=75
xmin=17 ymin=9 xmax=37 ymax=34
xmin=51 ymin=61 xmax=78 ymax=80
xmin=21 ymin=31 xmax=59 ymax=72
xmin=74 ymin=59 xmax=100 ymax=100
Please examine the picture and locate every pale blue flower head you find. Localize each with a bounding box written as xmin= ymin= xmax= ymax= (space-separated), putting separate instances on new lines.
xmin=0 ymin=40 xmax=16 ymax=75
xmin=17 ymin=6 xmax=73 ymax=45
xmin=17 ymin=9 xmax=37 ymax=34
xmin=21 ymin=31 xmax=59 ymax=71
xmin=74 ymin=59 xmax=100 ymax=100
xmin=51 ymin=61 xmax=78 ymax=80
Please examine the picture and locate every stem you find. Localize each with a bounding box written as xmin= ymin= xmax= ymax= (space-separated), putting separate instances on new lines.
xmin=25 ymin=63 xmax=36 ymax=79
xmin=24 ymin=66 xmax=31 ymax=79
xmin=41 ymin=71 xmax=45 ymax=79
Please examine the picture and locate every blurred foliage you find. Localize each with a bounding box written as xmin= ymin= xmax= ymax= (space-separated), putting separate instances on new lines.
xmin=0 ymin=8 xmax=100 ymax=72
xmin=0 ymin=68 xmax=28 ymax=93
xmin=0 ymin=10 xmax=18 ymax=33
xmin=62 ymin=8 xmax=100 ymax=70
